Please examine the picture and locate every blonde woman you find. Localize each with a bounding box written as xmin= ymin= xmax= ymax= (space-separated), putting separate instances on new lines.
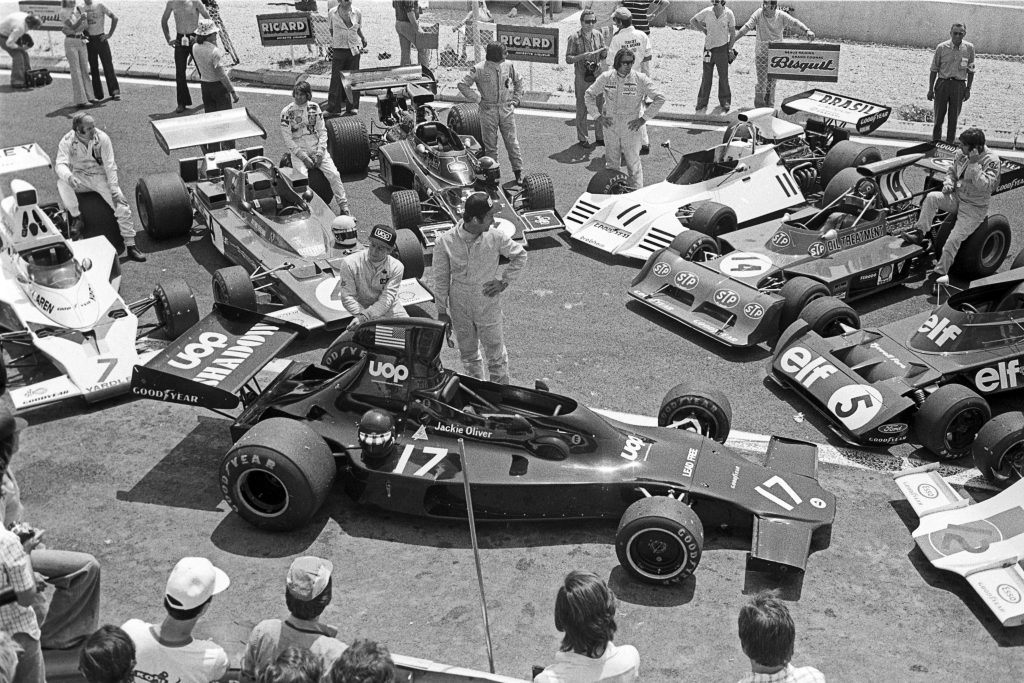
xmin=61 ymin=0 xmax=96 ymax=107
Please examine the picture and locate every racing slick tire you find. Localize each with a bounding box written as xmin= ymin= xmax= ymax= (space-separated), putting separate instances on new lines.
xmin=395 ymin=228 xmax=425 ymax=280
xmin=326 ymin=117 xmax=371 ymax=174
xmin=668 ymin=232 xmax=719 ymax=261
xmin=914 ymin=384 xmax=991 ymax=460
xmin=135 ymin=173 xmax=193 ymax=241
xmin=688 ymin=202 xmax=737 ymax=238
xmin=973 ymin=412 xmax=1024 ymax=487
xmin=616 ymin=496 xmax=704 ymax=585
xmin=447 ymin=103 xmax=483 ymax=145
xmin=391 ymin=190 xmax=423 ymax=231
xmin=1011 ymin=247 xmax=1024 ymax=270
xmin=798 ymin=296 xmax=860 ymax=338
xmin=321 ymin=338 xmax=365 ymax=372
xmin=586 ymin=169 xmax=631 ymax=195
xmin=779 ymin=277 xmax=830 ymax=332
xmin=521 ymin=172 xmax=556 ymax=211
xmin=222 ymin=417 xmax=336 ymax=531
xmin=658 ymin=383 xmax=732 ymax=443
xmin=934 ymin=213 xmax=1011 ymax=279
xmin=819 ymin=141 xmax=881 ymax=189
xmin=212 ymin=265 xmax=258 ymax=313
xmin=153 ymin=278 xmax=200 ymax=339
xmin=820 ymin=167 xmax=864 ymax=210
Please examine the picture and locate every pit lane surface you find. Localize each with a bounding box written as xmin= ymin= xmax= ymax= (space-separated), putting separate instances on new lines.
xmin=4 ymin=79 xmax=1024 ymax=681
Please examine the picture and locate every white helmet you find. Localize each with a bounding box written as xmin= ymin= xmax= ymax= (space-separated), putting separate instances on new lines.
xmin=331 ymin=215 xmax=358 ymax=250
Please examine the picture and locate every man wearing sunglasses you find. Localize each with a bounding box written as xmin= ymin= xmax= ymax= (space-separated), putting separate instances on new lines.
xmin=607 ymin=7 xmax=653 ymax=154
xmin=689 ymin=0 xmax=735 ymax=114
xmin=585 ymin=47 xmax=665 ymax=189
xmin=566 ymin=9 xmax=607 ymax=148
xmin=927 ymin=23 xmax=975 ymax=143
xmin=731 ymin=0 xmax=814 ymax=108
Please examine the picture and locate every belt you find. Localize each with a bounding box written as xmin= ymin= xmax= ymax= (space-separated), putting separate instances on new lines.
xmin=64 ymin=33 xmax=86 ymax=39
xmin=937 ymin=77 xmax=966 ymax=82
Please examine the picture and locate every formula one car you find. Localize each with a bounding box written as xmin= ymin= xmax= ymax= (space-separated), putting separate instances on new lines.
xmin=628 ymin=142 xmax=1024 ymax=348
xmin=0 ymin=144 xmax=200 ymax=411
xmin=894 ymin=463 xmax=1024 ymax=627
xmin=565 ymin=90 xmax=891 ymax=261
xmin=323 ymin=65 xmax=564 ymax=248
xmin=133 ymin=109 xmax=433 ymax=332
xmin=767 ymin=249 xmax=1024 ymax=464
xmin=133 ymin=316 xmax=835 ymax=585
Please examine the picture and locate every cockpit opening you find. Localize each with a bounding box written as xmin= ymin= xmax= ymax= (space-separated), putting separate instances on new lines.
xmin=22 ymin=243 xmax=81 ymax=289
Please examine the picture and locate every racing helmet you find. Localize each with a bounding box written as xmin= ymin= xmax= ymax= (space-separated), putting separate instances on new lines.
xmin=476 ymin=156 xmax=501 ymax=186
xmin=331 ymin=215 xmax=358 ymax=250
xmin=358 ymin=409 xmax=397 ymax=466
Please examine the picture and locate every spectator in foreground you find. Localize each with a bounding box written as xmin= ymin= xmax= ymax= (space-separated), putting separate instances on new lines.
xmin=121 ymin=557 xmax=230 ymax=683
xmin=81 ymin=0 xmax=120 ymax=101
xmin=731 ymin=0 xmax=814 ymax=109
xmin=689 ymin=0 xmax=736 ymax=114
xmin=78 ymin=625 xmax=135 ymax=683
xmin=737 ymin=591 xmax=824 ymax=683
xmin=240 ymin=556 xmax=347 ymax=682
xmin=534 ymin=570 xmax=639 ymax=683
xmin=566 ymin=9 xmax=606 ymax=148
xmin=0 ymin=12 xmax=43 ymax=89
xmin=258 ymin=646 xmax=323 ymax=683
xmin=0 ymin=630 xmax=19 ymax=683
xmin=928 ymin=22 xmax=975 ymax=143
xmin=328 ymin=639 xmax=395 ymax=683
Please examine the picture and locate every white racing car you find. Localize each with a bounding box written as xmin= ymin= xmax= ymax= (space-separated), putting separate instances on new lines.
xmin=0 ymin=143 xmax=200 ymax=411
xmin=564 ymin=90 xmax=891 ymax=261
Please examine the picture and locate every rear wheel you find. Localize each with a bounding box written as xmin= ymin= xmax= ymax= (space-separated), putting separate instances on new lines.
xmin=521 ymin=172 xmax=555 ymax=211
xmin=669 ymin=232 xmax=719 ymax=261
xmin=390 ymin=190 xmax=423 ymax=231
xmin=820 ymin=141 xmax=881 ymax=188
xmin=973 ymin=413 xmax=1024 ymax=487
xmin=221 ymin=418 xmax=336 ymax=531
xmin=779 ymin=277 xmax=829 ymax=332
xmin=135 ymin=173 xmax=193 ymax=240
xmin=395 ymin=228 xmax=425 ymax=279
xmin=821 ymin=167 xmax=863 ymax=209
xmin=447 ymin=103 xmax=483 ymax=145
xmin=153 ymin=278 xmax=199 ymax=339
xmin=688 ymin=202 xmax=737 ymax=238
xmin=914 ymin=384 xmax=991 ymax=460
xmin=937 ymin=214 xmax=1011 ymax=279
xmin=326 ymin=117 xmax=371 ymax=174
xmin=212 ymin=265 xmax=257 ymax=312
xmin=616 ymin=497 xmax=704 ymax=585
xmin=586 ymin=169 xmax=631 ymax=195
xmin=658 ymin=383 xmax=732 ymax=443
xmin=797 ymin=296 xmax=860 ymax=337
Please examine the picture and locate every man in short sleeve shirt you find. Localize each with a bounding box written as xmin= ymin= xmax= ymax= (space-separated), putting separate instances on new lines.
xmin=928 ymin=22 xmax=975 ymax=142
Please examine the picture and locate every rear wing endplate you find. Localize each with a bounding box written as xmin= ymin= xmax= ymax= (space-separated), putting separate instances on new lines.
xmin=899 ymin=140 xmax=1024 ymax=197
xmin=150 ymin=108 xmax=268 ymax=155
xmin=781 ymin=89 xmax=891 ymax=135
xmin=131 ymin=305 xmax=299 ymax=410
xmin=0 ymin=143 xmax=53 ymax=176
xmin=342 ymin=64 xmax=437 ymax=102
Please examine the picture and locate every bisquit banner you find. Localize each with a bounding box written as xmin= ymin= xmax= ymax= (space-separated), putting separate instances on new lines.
xmin=19 ymin=0 xmax=63 ymax=31
xmin=767 ymin=42 xmax=840 ymax=82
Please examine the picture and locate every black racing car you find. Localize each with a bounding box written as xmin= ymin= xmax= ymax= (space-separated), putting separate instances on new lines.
xmin=135 ymin=317 xmax=835 ymax=584
xmin=768 ymin=249 xmax=1024 ymax=473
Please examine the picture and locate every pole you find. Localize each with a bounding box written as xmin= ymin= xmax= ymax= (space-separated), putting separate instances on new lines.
xmin=458 ymin=438 xmax=495 ymax=674
xmin=289 ymin=44 xmax=295 ymax=68
xmin=472 ymin=0 xmax=481 ymax=64
xmin=529 ymin=61 xmax=534 ymax=95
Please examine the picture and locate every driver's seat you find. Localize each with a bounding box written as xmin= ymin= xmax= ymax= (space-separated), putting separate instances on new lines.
xmin=417 ymin=123 xmax=441 ymax=148
xmin=246 ymin=170 xmax=279 ymax=214
xmin=995 ymin=283 xmax=1024 ymax=312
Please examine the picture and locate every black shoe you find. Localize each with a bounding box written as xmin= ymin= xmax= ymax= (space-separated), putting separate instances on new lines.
xmin=577 ymin=140 xmax=592 ymax=149
xmin=594 ymin=139 xmax=605 ymax=147
xmin=68 ymin=215 xmax=84 ymax=240
xmin=514 ymin=171 xmax=523 ymax=185
xmin=174 ymin=105 xmax=187 ymax=113
xmin=902 ymin=228 xmax=926 ymax=246
xmin=640 ymin=145 xmax=650 ymax=156
xmin=125 ymin=246 xmax=147 ymax=262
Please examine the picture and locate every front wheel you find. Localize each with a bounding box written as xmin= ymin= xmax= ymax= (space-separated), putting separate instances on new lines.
xmin=395 ymin=228 xmax=425 ymax=280
xmin=797 ymin=296 xmax=860 ymax=338
xmin=914 ymin=384 xmax=991 ymax=460
xmin=391 ymin=190 xmax=423 ymax=231
xmin=778 ymin=277 xmax=829 ymax=332
xmin=153 ymin=278 xmax=199 ymax=339
xmin=973 ymin=412 xmax=1024 ymax=487
xmin=521 ymin=172 xmax=556 ymax=211
xmin=668 ymin=232 xmax=719 ymax=261
xmin=212 ymin=265 xmax=257 ymax=312
xmin=616 ymin=497 xmax=704 ymax=585
xmin=658 ymin=383 xmax=732 ymax=443
xmin=447 ymin=103 xmax=483 ymax=145
xmin=326 ymin=117 xmax=371 ymax=174
xmin=586 ymin=169 xmax=631 ymax=195
xmin=688 ymin=202 xmax=737 ymax=238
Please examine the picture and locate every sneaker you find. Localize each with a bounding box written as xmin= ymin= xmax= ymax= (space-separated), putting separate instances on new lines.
xmin=111 ymin=91 xmax=121 ymax=100
xmin=695 ymin=107 xmax=707 ymax=114
xmin=640 ymin=145 xmax=650 ymax=156
xmin=594 ymin=139 xmax=605 ymax=147
xmin=577 ymin=140 xmax=592 ymax=149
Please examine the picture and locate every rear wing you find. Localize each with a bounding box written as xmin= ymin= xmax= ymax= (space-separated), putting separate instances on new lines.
xmin=131 ymin=306 xmax=299 ymax=410
xmin=150 ymin=108 xmax=268 ymax=155
xmin=781 ymin=89 xmax=891 ymax=135
xmin=0 ymin=143 xmax=52 ymax=176
xmin=342 ymin=64 xmax=437 ymax=102
xmin=897 ymin=140 xmax=1024 ymax=197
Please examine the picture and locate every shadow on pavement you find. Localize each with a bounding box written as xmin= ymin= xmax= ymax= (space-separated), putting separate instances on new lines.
xmin=549 ymin=143 xmax=601 ymax=166
xmin=609 ymin=565 xmax=696 ymax=608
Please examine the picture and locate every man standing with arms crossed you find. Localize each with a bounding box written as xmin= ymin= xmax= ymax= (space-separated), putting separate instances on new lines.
xmin=433 ymin=193 xmax=527 ymax=384
xmin=161 ymin=0 xmax=210 ymax=113
xmin=928 ymin=23 xmax=974 ymax=143
xmin=458 ymin=42 xmax=526 ymax=186
xmin=566 ymin=9 xmax=606 ymax=148
xmin=689 ymin=0 xmax=735 ymax=114
xmin=586 ymin=47 xmax=665 ymax=190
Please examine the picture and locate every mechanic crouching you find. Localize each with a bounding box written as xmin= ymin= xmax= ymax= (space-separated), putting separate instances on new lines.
xmin=280 ymin=80 xmax=350 ymax=216
xmin=332 ymin=223 xmax=408 ymax=330
xmin=586 ymin=47 xmax=665 ymax=189
xmin=55 ymin=113 xmax=146 ymax=262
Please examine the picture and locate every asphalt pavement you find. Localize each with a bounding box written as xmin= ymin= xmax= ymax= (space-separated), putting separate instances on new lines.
xmin=3 ymin=77 xmax=1024 ymax=681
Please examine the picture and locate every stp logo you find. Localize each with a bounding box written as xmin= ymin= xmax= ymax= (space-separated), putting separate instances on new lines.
xmin=652 ymin=262 xmax=671 ymax=277
xmin=713 ymin=289 xmax=740 ymax=308
xmin=975 ymin=360 xmax=1021 ymax=393
xmin=918 ymin=315 xmax=962 ymax=347
xmin=369 ymin=361 xmax=409 ymax=382
xmin=808 ymin=242 xmax=827 ymax=258
xmin=743 ymin=302 xmax=765 ymax=319
xmin=770 ymin=232 xmax=791 ymax=248
xmin=674 ymin=271 xmax=699 ymax=290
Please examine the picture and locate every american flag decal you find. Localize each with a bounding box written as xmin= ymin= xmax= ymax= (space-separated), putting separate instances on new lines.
xmin=375 ymin=325 xmax=406 ymax=350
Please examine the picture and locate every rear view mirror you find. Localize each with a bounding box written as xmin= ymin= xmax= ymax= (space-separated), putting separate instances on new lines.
xmin=81 ymin=258 xmax=92 ymax=271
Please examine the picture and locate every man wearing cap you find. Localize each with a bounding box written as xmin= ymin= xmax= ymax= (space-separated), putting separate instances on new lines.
xmin=566 ymin=9 xmax=607 ymax=148
xmin=606 ymin=7 xmax=653 ymax=155
xmin=458 ymin=42 xmax=526 ymax=186
xmin=332 ymin=224 xmax=408 ymax=330
xmin=281 ymin=79 xmax=350 ymax=215
xmin=240 ymin=556 xmax=347 ymax=682
xmin=433 ymin=192 xmax=527 ymax=384
xmin=121 ymin=557 xmax=230 ymax=683
xmin=586 ymin=47 xmax=665 ymax=189
xmin=160 ymin=0 xmax=211 ymax=113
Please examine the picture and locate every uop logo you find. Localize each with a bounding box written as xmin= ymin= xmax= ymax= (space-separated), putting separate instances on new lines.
xmin=369 ymin=361 xmax=409 ymax=382
xmin=167 ymin=324 xmax=281 ymax=387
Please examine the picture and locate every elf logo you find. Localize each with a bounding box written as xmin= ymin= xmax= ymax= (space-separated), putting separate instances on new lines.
xmin=369 ymin=361 xmax=409 ymax=382
xmin=778 ymin=346 xmax=837 ymax=388
xmin=975 ymin=360 xmax=1021 ymax=393
xmin=918 ymin=315 xmax=962 ymax=347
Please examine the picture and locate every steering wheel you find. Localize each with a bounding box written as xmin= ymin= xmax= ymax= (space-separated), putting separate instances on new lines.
xmin=278 ymin=205 xmax=304 ymax=217
xmin=242 ymin=155 xmax=276 ymax=174
xmin=958 ymin=303 xmax=979 ymax=314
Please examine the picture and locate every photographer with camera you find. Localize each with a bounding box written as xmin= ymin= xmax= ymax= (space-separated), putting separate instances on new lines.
xmin=566 ymin=9 xmax=606 ymax=149
xmin=0 ymin=12 xmax=43 ymax=89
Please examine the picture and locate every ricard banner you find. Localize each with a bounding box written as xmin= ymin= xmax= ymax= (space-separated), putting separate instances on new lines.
xmin=496 ymin=24 xmax=559 ymax=64
xmin=767 ymin=42 xmax=840 ymax=82
xmin=256 ymin=13 xmax=314 ymax=47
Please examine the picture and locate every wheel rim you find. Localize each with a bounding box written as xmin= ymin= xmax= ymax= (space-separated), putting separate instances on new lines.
xmin=154 ymin=288 xmax=169 ymax=328
xmin=626 ymin=528 xmax=688 ymax=580
xmin=667 ymin=406 xmax=720 ymax=440
xmin=991 ymin=441 xmax=1024 ymax=484
xmin=821 ymin=312 xmax=856 ymax=337
xmin=235 ymin=469 xmax=289 ymax=518
xmin=945 ymin=407 xmax=988 ymax=452
xmin=980 ymin=231 xmax=1007 ymax=269
xmin=213 ymin=277 xmax=227 ymax=305
xmin=137 ymin=188 xmax=150 ymax=229
xmin=685 ymin=242 xmax=718 ymax=262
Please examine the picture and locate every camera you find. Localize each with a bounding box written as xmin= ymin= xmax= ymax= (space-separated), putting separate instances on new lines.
xmin=9 ymin=522 xmax=37 ymax=543
xmin=583 ymin=61 xmax=599 ymax=83
xmin=25 ymin=69 xmax=52 ymax=88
